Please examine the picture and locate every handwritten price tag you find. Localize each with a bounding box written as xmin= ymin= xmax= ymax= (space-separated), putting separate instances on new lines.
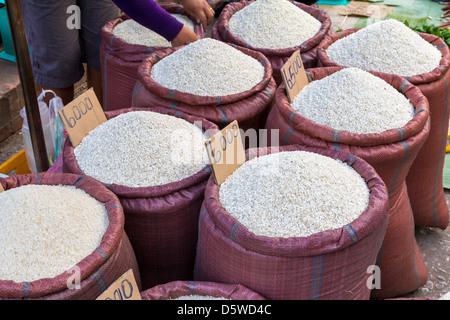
xmin=205 ymin=120 xmax=246 ymax=185
xmin=96 ymin=269 xmax=141 ymax=300
xmin=58 ymin=88 xmax=107 ymax=147
xmin=280 ymin=50 xmax=309 ymax=103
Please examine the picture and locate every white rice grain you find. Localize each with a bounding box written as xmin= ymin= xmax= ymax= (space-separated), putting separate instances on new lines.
xmin=326 ymin=19 xmax=442 ymax=77
xmin=150 ymin=38 xmax=265 ymax=96
xmin=229 ymin=0 xmax=321 ymax=50
xmin=291 ymin=67 xmax=415 ymax=134
xmin=219 ymin=150 xmax=370 ymax=238
xmin=0 ymin=184 xmax=108 ymax=282
xmin=74 ymin=111 xmax=209 ymax=188
xmin=113 ymin=14 xmax=195 ymax=47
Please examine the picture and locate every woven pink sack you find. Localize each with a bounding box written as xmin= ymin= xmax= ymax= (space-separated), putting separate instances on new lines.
xmin=0 ymin=173 xmax=141 ymax=300
xmin=141 ymin=280 xmax=266 ymax=300
xmin=264 ymin=66 xmax=430 ymax=299
xmin=317 ymin=29 xmax=450 ymax=230
xmin=211 ymin=0 xmax=331 ymax=85
xmin=100 ymin=2 xmax=204 ymax=111
xmin=194 ymin=144 xmax=389 ymax=300
xmin=62 ymin=107 xmax=219 ymax=291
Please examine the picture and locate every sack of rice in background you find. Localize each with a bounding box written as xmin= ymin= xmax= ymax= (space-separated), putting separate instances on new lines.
xmin=211 ymin=0 xmax=331 ymax=85
xmin=62 ymin=106 xmax=219 ymax=290
xmin=316 ymin=19 xmax=450 ymax=230
xmin=194 ymin=144 xmax=389 ymax=300
xmin=100 ymin=2 xmax=204 ymax=111
xmin=131 ymin=38 xmax=276 ymax=137
xmin=141 ymin=280 xmax=266 ymax=300
xmin=264 ymin=66 xmax=430 ymax=299
xmin=0 ymin=173 xmax=141 ymax=300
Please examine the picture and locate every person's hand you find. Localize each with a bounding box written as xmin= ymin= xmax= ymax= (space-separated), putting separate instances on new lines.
xmin=171 ymin=25 xmax=199 ymax=47
xmin=181 ymin=0 xmax=215 ymax=30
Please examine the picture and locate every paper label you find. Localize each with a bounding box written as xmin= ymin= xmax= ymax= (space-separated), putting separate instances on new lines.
xmin=58 ymin=88 xmax=107 ymax=147
xmin=205 ymin=120 xmax=246 ymax=185
xmin=96 ymin=269 xmax=141 ymax=300
xmin=280 ymin=50 xmax=309 ymax=103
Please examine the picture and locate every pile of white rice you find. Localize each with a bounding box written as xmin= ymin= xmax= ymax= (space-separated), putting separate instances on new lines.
xmin=291 ymin=67 xmax=415 ymax=134
xmin=326 ymin=19 xmax=442 ymax=76
xmin=219 ymin=150 xmax=370 ymax=238
xmin=229 ymin=0 xmax=322 ymax=49
xmin=0 ymin=184 xmax=109 ymax=282
xmin=74 ymin=111 xmax=209 ymax=188
xmin=113 ymin=14 xmax=195 ymax=47
xmin=151 ymin=38 xmax=265 ymax=96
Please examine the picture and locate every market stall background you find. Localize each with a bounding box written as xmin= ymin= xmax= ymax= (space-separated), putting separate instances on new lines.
xmin=0 ymin=0 xmax=449 ymax=300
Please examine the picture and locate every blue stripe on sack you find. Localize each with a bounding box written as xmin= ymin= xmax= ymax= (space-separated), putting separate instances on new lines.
xmin=333 ymin=143 xmax=340 ymax=152
xmin=187 ymin=281 xmax=197 ymax=295
xmin=91 ymin=270 xmax=108 ymax=293
xmin=216 ymin=97 xmax=228 ymax=125
xmin=131 ymin=84 xmax=143 ymax=107
xmin=397 ymin=128 xmax=405 ymax=140
xmin=263 ymin=88 xmax=273 ymax=99
xmin=388 ymin=141 xmax=410 ymax=196
xmin=438 ymin=43 xmax=447 ymax=49
xmin=229 ymin=221 xmax=240 ymax=241
xmin=168 ymin=89 xmax=176 ymax=100
xmin=346 ymin=155 xmax=356 ymax=166
xmin=35 ymin=174 xmax=40 ymax=185
xmin=22 ymin=282 xmax=31 ymax=297
xmin=107 ymin=204 xmax=123 ymax=212
xmin=170 ymin=101 xmax=179 ymax=109
xmin=288 ymin=111 xmax=297 ymax=127
xmin=151 ymin=52 xmax=161 ymax=62
xmin=344 ymin=224 xmax=359 ymax=243
xmin=73 ymin=175 xmax=85 ymax=187
xmin=174 ymin=110 xmax=184 ymax=118
xmin=399 ymin=80 xmax=409 ymax=93
xmin=310 ymin=255 xmax=324 ymax=300
xmin=282 ymin=128 xmax=294 ymax=146
xmin=432 ymin=78 xmax=449 ymax=226
xmin=95 ymin=248 xmax=109 ymax=260
xmin=331 ymin=129 xmax=338 ymax=142
xmin=414 ymin=107 xmax=429 ymax=116
xmin=103 ymin=36 xmax=115 ymax=111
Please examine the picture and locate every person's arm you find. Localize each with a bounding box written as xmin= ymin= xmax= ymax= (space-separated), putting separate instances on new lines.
xmin=112 ymin=0 xmax=198 ymax=45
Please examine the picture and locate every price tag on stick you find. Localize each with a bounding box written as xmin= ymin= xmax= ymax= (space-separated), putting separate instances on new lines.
xmin=58 ymin=88 xmax=107 ymax=147
xmin=205 ymin=120 xmax=246 ymax=185
xmin=96 ymin=269 xmax=141 ymax=300
xmin=280 ymin=50 xmax=309 ymax=103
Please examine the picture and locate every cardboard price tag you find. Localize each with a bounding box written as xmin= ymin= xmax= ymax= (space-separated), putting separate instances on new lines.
xmin=0 ymin=184 xmax=4 ymax=193
xmin=96 ymin=269 xmax=141 ymax=300
xmin=58 ymin=88 xmax=107 ymax=147
xmin=280 ymin=50 xmax=309 ymax=103
xmin=205 ymin=120 xmax=246 ymax=185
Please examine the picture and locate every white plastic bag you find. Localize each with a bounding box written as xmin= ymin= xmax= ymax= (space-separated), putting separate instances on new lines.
xmin=20 ymin=90 xmax=65 ymax=173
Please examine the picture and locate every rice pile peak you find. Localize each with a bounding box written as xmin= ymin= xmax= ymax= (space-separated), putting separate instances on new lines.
xmin=150 ymin=38 xmax=265 ymax=96
xmin=0 ymin=185 xmax=108 ymax=282
xmin=219 ymin=150 xmax=370 ymax=238
xmin=74 ymin=111 xmax=209 ymax=188
xmin=291 ymin=67 xmax=415 ymax=134
xmin=113 ymin=14 xmax=195 ymax=47
xmin=326 ymin=19 xmax=442 ymax=77
xmin=228 ymin=0 xmax=322 ymax=50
